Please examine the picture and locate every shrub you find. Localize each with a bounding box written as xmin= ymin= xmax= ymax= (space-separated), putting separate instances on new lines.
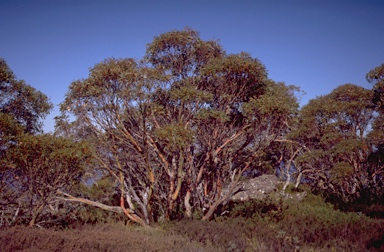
xmin=219 ymin=196 xmax=286 ymax=222
xmin=168 ymin=192 xmax=384 ymax=252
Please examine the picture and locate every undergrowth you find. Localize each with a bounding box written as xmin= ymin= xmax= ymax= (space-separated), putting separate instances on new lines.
xmin=165 ymin=192 xmax=384 ymax=252
xmin=1 ymin=190 xmax=382 ymax=251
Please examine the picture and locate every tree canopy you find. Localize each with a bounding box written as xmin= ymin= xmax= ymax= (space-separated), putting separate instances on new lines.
xmin=0 ymin=58 xmax=52 ymax=134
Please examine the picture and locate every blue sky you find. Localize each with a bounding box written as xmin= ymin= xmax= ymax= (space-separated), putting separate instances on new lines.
xmin=1 ymin=0 xmax=384 ymax=132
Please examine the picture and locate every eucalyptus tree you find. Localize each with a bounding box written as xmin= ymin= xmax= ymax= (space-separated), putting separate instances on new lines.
xmin=0 ymin=59 xmax=92 ymax=228
xmin=1 ymin=58 xmax=52 ymax=159
xmin=294 ymin=84 xmax=376 ymax=201
xmin=0 ymin=58 xmax=52 ymax=134
xmin=366 ymin=63 xmax=384 ymax=200
xmin=57 ymin=28 xmax=299 ymax=224
xmin=2 ymin=134 xmax=92 ymax=227
xmin=1 ymin=59 xmax=53 ymax=226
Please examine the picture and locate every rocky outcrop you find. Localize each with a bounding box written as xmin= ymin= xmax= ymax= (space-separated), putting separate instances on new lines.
xmin=226 ymin=174 xmax=306 ymax=202
xmin=230 ymin=175 xmax=280 ymax=201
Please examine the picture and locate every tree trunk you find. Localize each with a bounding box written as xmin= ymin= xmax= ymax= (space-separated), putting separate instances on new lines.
xmin=201 ymin=178 xmax=223 ymax=221
xmin=282 ymin=172 xmax=291 ymax=191
xmin=295 ymin=172 xmax=302 ymax=189
xmin=184 ymin=190 xmax=192 ymax=218
xmin=201 ymin=201 xmax=220 ymax=221
xmin=282 ymin=160 xmax=292 ymax=191
xmin=57 ymin=190 xmax=147 ymax=226
xmin=28 ymin=204 xmax=44 ymax=227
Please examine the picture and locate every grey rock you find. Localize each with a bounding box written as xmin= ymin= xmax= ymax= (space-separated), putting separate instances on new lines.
xmin=224 ymin=174 xmax=306 ymax=202
xmin=229 ymin=175 xmax=281 ymax=201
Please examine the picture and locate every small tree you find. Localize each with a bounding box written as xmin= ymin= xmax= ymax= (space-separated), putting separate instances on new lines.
xmin=2 ymin=134 xmax=92 ymax=227
xmin=293 ymin=84 xmax=376 ymax=201
xmin=0 ymin=58 xmax=52 ymax=134
xmin=366 ymin=63 xmax=384 ymax=201
xmin=0 ymin=58 xmax=58 ymax=227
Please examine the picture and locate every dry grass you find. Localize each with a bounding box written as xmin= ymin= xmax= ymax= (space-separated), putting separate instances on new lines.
xmin=0 ymin=223 xmax=216 ymax=252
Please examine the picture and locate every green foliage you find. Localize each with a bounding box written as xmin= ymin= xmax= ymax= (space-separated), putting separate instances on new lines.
xmin=0 ymin=59 xmax=15 ymax=82
xmin=244 ymin=81 xmax=300 ymax=117
xmin=0 ymin=58 xmax=53 ymax=134
xmin=1 ymin=133 xmax=93 ymax=226
xmin=146 ymin=27 xmax=223 ymax=77
xmin=155 ymin=123 xmax=194 ymax=150
xmin=168 ymin=83 xmax=212 ymax=103
xmin=200 ymin=52 xmax=267 ymax=104
xmin=220 ymin=197 xmax=286 ymax=222
xmin=195 ymin=108 xmax=229 ymax=122
xmin=331 ymin=162 xmax=354 ymax=183
xmin=0 ymin=112 xmax=23 ymax=156
xmin=366 ymin=63 xmax=384 ymax=111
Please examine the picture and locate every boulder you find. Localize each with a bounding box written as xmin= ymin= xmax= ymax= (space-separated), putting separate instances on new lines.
xmin=225 ymin=174 xmax=306 ymax=202
xmin=229 ymin=174 xmax=280 ymax=201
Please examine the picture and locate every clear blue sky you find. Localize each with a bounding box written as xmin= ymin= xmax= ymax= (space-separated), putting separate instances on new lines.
xmin=1 ymin=0 xmax=383 ymax=132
